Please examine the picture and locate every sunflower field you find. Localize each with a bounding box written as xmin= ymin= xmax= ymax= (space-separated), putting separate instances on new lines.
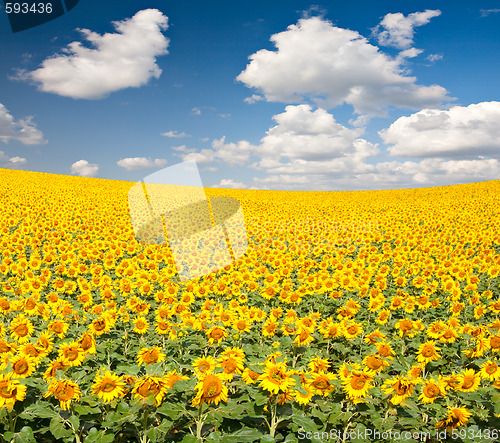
xmin=1 ymin=168 xmax=500 ymax=443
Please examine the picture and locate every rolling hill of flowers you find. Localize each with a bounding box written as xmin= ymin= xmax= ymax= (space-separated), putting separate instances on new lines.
xmin=1 ymin=168 xmax=500 ymax=442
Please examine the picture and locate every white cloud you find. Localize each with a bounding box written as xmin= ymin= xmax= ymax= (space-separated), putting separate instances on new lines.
xmin=0 ymin=151 xmax=27 ymax=168
xmin=161 ymin=130 xmax=190 ymax=138
xmin=214 ymin=179 xmax=246 ymax=189
xmin=380 ymin=102 xmax=500 ymax=158
xmin=117 ymin=157 xmax=167 ymax=170
xmin=191 ymin=107 xmax=201 ymax=115
xmin=244 ymin=94 xmax=264 ymax=104
xmin=427 ymin=53 xmax=443 ymax=62
xmin=0 ymin=103 xmax=47 ymax=145
xmin=373 ymin=10 xmax=441 ymax=49
xmin=19 ymin=9 xmax=169 ymax=99
xmin=480 ymin=9 xmax=500 ymax=17
xmin=71 ymin=160 xmax=99 ymax=177
xmin=237 ymin=16 xmax=450 ymax=116
xmin=183 ymin=136 xmax=254 ymax=167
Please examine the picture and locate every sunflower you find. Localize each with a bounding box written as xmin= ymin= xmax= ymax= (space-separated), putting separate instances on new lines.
xmin=259 ymin=361 xmax=295 ymax=394
xmin=294 ymin=327 xmax=314 ymax=346
xmin=456 ymin=369 xmax=481 ymax=392
xmin=206 ymin=326 xmax=228 ymax=345
xmin=43 ymin=359 xmax=69 ymax=381
xmin=191 ymin=355 xmax=218 ymax=376
xmin=293 ymin=382 xmax=315 ymax=405
xmin=382 ymin=376 xmax=418 ymax=405
xmin=132 ymin=317 xmax=149 ymax=334
xmin=343 ymin=322 xmax=363 ymax=340
xmin=45 ymin=379 xmax=81 ymax=410
xmin=92 ymin=371 xmax=126 ymax=403
xmin=89 ymin=317 xmax=111 ymax=336
xmin=416 ymin=341 xmax=441 ymax=364
xmin=233 ymin=318 xmax=251 ymax=334
xmin=435 ymin=407 xmax=472 ymax=431
xmin=9 ymin=355 xmax=36 ymax=378
xmin=309 ymin=371 xmax=336 ymax=397
xmin=164 ymin=370 xmax=189 ymax=389
xmin=137 ymin=347 xmax=166 ymax=365
xmin=9 ymin=315 xmax=34 ymax=343
xmin=78 ymin=332 xmax=96 ymax=354
xmin=242 ymin=368 xmax=261 ymax=384
xmin=0 ymin=374 xmax=27 ymax=409
xmin=342 ymin=369 xmax=373 ymax=400
xmin=191 ymin=372 xmax=228 ymax=407
xmin=218 ymin=355 xmax=244 ymax=381
xmin=47 ymin=320 xmax=69 ymax=339
xmin=363 ymin=355 xmax=389 ymax=373
xmin=308 ymin=357 xmax=330 ymax=373
xmin=132 ymin=376 xmax=169 ymax=406
xmin=36 ymin=332 xmax=54 ymax=355
xmin=58 ymin=342 xmax=86 ymax=367
xmin=375 ymin=342 xmax=395 ymax=360
xmin=419 ymin=378 xmax=446 ymax=404
xmin=480 ymin=360 xmax=500 ymax=381
xmin=262 ymin=319 xmax=279 ymax=337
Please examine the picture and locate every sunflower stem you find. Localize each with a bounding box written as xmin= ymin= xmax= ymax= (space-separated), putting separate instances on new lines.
xmin=196 ymin=403 xmax=205 ymax=440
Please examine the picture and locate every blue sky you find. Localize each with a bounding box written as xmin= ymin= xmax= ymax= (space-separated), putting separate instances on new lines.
xmin=1 ymin=0 xmax=500 ymax=190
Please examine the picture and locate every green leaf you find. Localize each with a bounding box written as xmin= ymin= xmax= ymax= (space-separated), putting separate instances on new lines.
xmin=85 ymin=428 xmax=115 ymax=443
xmin=49 ymin=417 xmax=73 ymax=440
xmin=260 ymin=436 xmax=276 ymax=443
xmin=180 ymin=435 xmax=199 ymax=443
xmin=19 ymin=402 xmax=58 ymax=419
xmin=221 ymin=427 xmax=264 ymax=443
xmin=73 ymin=404 xmax=101 ymax=415
xmin=205 ymin=431 xmax=222 ymax=442
xmin=68 ymin=415 xmax=80 ymax=431
xmin=156 ymin=402 xmax=185 ymax=420
xmin=290 ymin=414 xmax=318 ymax=433
xmin=17 ymin=426 xmax=36 ymax=443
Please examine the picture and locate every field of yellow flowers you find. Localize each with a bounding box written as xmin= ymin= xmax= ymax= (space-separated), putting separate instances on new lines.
xmin=1 ymin=167 xmax=500 ymax=443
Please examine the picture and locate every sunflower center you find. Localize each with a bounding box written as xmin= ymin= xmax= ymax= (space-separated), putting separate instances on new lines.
xmin=491 ymin=337 xmax=500 ymax=349
xmin=424 ymin=384 xmax=439 ymax=398
xmin=14 ymin=325 xmax=29 ymax=337
xmin=486 ymin=364 xmax=498 ymax=375
xmin=395 ymin=381 xmax=409 ymax=395
xmin=351 ymin=375 xmax=367 ymax=391
xmin=203 ymin=377 xmax=222 ymax=399
xmin=93 ymin=321 xmax=106 ymax=331
xmin=421 ymin=347 xmax=434 ymax=357
xmin=462 ymin=378 xmax=474 ymax=389
xmin=313 ymin=378 xmax=328 ymax=390
xmin=0 ymin=385 xmax=14 ymax=399
xmin=13 ymin=360 xmax=29 ymax=374
xmin=66 ymin=349 xmax=79 ymax=361
xmin=102 ymin=382 xmax=116 ymax=393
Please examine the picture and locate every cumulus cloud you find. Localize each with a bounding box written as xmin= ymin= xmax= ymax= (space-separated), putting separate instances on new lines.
xmin=183 ymin=104 xmax=379 ymax=182
xmin=18 ymin=9 xmax=169 ymax=99
xmin=380 ymin=102 xmax=500 ymax=158
xmin=161 ymin=130 xmax=190 ymax=138
xmin=0 ymin=103 xmax=46 ymax=145
xmin=0 ymin=151 xmax=27 ymax=168
xmin=117 ymin=157 xmax=167 ymax=170
xmin=214 ymin=179 xmax=246 ymax=189
xmin=71 ymin=160 xmax=99 ymax=177
xmin=237 ymin=16 xmax=450 ymax=116
xmin=244 ymin=94 xmax=264 ymax=104
xmin=373 ymin=10 xmax=441 ymax=49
